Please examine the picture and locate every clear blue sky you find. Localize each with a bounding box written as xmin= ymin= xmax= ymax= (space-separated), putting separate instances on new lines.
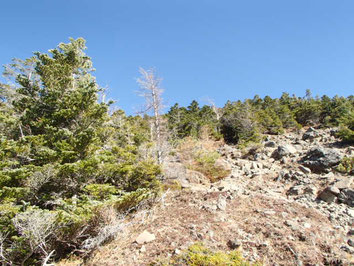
xmin=1 ymin=0 xmax=353 ymax=114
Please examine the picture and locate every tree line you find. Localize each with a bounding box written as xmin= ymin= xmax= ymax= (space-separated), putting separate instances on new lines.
xmin=166 ymin=90 xmax=353 ymax=146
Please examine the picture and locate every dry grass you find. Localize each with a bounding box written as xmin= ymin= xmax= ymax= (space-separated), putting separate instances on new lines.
xmin=56 ymin=256 xmax=83 ymax=266
xmin=176 ymin=138 xmax=230 ymax=182
xmin=76 ymin=189 xmax=351 ymax=266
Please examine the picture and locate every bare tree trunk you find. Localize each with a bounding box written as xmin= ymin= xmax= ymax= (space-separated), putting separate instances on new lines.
xmin=42 ymin=250 xmax=55 ymax=266
xmin=207 ymin=98 xmax=222 ymax=134
xmin=152 ymin=89 xmax=162 ymax=164
xmin=19 ymin=124 xmax=24 ymax=138
xmin=137 ymin=67 xmax=164 ymax=164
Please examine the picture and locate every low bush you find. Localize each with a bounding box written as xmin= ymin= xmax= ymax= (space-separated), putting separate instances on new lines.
xmin=176 ymin=138 xmax=230 ymax=182
xmin=163 ymin=243 xmax=261 ymax=266
xmin=336 ymin=156 xmax=354 ymax=175
xmin=336 ymin=125 xmax=354 ymax=144
xmin=191 ymin=149 xmax=230 ymax=182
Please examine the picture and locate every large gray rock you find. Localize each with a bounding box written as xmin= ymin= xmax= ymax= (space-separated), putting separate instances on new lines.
xmin=317 ymin=186 xmax=340 ymax=203
xmin=264 ymin=141 xmax=277 ymax=148
xmin=227 ymin=239 xmax=241 ymax=249
xmin=163 ymin=162 xmax=186 ymax=179
xmin=300 ymin=147 xmax=342 ymax=173
xmin=338 ymin=189 xmax=354 ymax=207
xmin=215 ymin=158 xmax=232 ymax=172
xmin=299 ymin=165 xmax=311 ymax=174
xmin=287 ymin=185 xmax=304 ymax=195
xmin=304 ymin=185 xmax=318 ymax=196
xmin=302 ymin=127 xmax=319 ymax=141
xmin=271 ymin=145 xmax=297 ymax=160
xmin=284 ymin=220 xmax=300 ymax=231
xmin=185 ymin=169 xmax=209 ymax=184
xmin=334 ymin=177 xmax=352 ymax=189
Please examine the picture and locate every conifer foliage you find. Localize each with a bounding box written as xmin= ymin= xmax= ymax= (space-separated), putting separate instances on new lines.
xmin=0 ymin=38 xmax=160 ymax=265
xmin=167 ymin=93 xmax=353 ymax=145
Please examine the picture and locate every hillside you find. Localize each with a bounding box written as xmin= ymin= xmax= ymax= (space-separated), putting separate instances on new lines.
xmin=1 ymin=38 xmax=353 ymax=266
xmin=59 ymin=127 xmax=353 ymax=265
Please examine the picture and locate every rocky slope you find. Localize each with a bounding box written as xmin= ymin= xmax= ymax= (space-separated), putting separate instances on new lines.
xmin=62 ymin=127 xmax=353 ymax=265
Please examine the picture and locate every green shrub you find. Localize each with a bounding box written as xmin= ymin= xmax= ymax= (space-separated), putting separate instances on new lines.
xmin=336 ymin=156 xmax=354 ymax=174
xmin=256 ymin=109 xmax=284 ymax=135
xmin=190 ymin=149 xmax=230 ymax=182
xmin=220 ymin=102 xmax=261 ymax=145
xmin=162 ymin=180 xmax=182 ymax=191
xmin=164 ymin=243 xmax=261 ymax=266
xmin=194 ymin=150 xmax=219 ymax=165
xmin=336 ymin=125 xmax=354 ymax=144
xmin=84 ymin=184 xmax=119 ymax=200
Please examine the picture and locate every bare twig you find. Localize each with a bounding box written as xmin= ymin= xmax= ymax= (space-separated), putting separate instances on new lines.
xmin=42 ymin=250 xmax=55 ymax=266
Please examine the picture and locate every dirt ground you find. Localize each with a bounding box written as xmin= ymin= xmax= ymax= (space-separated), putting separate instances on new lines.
xmin=80 ymin=189 xmax=351 ymax=265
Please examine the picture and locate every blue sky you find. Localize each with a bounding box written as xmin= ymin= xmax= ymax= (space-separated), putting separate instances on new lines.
xmin=1 ymin=0 xmax=353 ymax=114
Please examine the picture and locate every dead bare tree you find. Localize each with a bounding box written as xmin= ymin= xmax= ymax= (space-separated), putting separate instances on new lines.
xmin=205 ymin=97 xmax=222 ymax=134
xmin=137 ymin=67 xmax=164 ymax=164
xmin=12 ymin=209 xmax=57 ymax=266
xmin=0 ymin=232 xmax=11 ymax=265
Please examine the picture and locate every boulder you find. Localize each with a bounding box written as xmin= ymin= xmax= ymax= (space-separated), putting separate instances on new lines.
xmin=140 ymin=245 xmax=146 ymax=252
xmin=185 ymin=169 xmax=209 ymax=184
xmin=338 ymin=188 xmax=354 ymax=207
xmin=287 ymin=185 xmax=304 ymax=196
xmin=264 ymin=141 xmax=277 ymax=148
xmin=299 ymin=165 xmax=311 ymax=174
xmin=271 ymin=145 xmax=297 ymax=160
xmin=303 ymin=185 xmax=317 ymax=195
xmin=215 ymin=158 xmax=232 ymax=172
xmin=219 ymin=145 xmax=234 ymax=156
xmin=250 ymin=162 xmax=258 ymax=170
xmin=217 ymin=196 xmax=227 ymax=211
xmin=227 ymin=239 xmax=241 ymax=249
xmin=300 ymin=147 xmax=342 ymax=173
xmin=163 ymin=162 xmax=186 ymax=180
xmin=254 ymin=152 xmax=267 ymax=161
xmin=285 ymin=144 xmax=298 ymax=154
xmin=280 ymin=157 xmax=288 ymax=164
xmin=219 ymin=146 xmax=241 ymax=159
xmin=135 ymin=231 xmax=156 ymax=244
xmin=334 ymin=177 xmax=352 ymax=190
xmin=317 ymin=186 xmax=340 ymax=203
xmin=302 ymin=127 xmax=319 ymax=141
xmin=284 ymin=220 xmax=300 ymax=231
xmin=275 ymin=171 xmax=292 ymax=182
xmin=180 ymin=179 xmax=191 ymax=188
xmin=348 ymin=239 xmax=354 ymax=247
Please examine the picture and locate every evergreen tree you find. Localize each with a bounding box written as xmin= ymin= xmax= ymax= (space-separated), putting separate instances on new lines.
xmin=220 ymin=101 xmax=260 ymax=145
xmin=0 ymin=39 xmax=160 ymax=264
